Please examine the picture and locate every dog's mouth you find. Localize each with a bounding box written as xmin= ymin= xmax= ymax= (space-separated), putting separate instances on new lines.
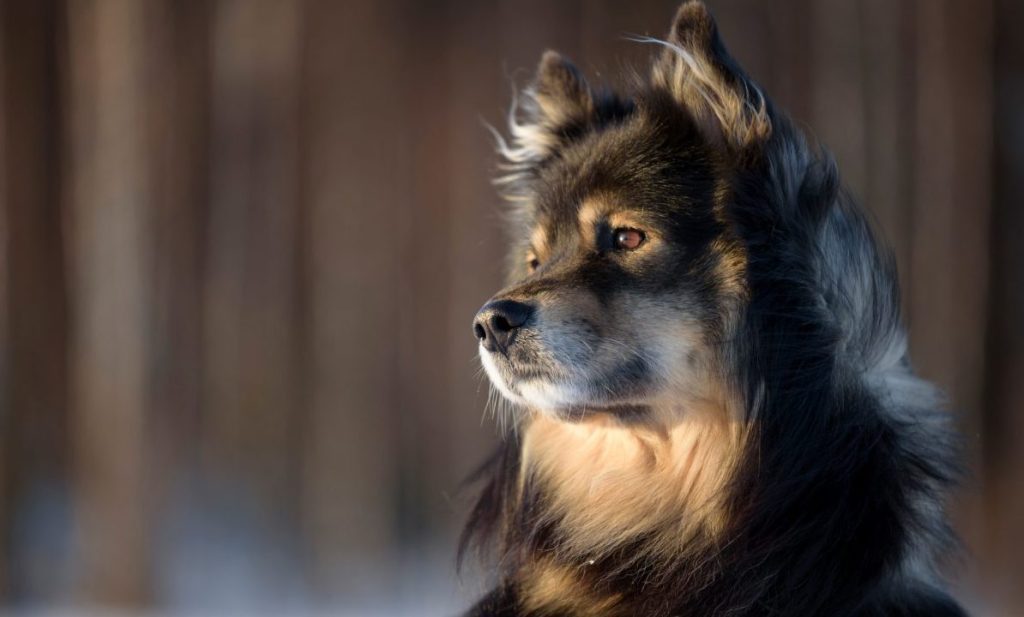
xmin=479 ymin=344 xmax=654 ymax=419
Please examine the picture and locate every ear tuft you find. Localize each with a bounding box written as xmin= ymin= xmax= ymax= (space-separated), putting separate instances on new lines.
xmin=668 ymin=1 xmax=716 ymax=48
xmin=651 ymin=1 xmax=771 ymax=151
xmin=490 ymin=51 xmax=596 ymax=201
xmin=534 ymin=50 xmax=594 ymax=125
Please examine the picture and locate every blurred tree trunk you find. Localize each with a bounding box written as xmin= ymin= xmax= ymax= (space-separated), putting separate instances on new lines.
xmin=64 ymin=0 xmax=154 ymax=604
xmin=201 ymin=0 xmax=305 ymax=542
xmin=907 ymin=5 xmax=994 ymax=601
xmin=298 ymin=0 xmax=406 ymax=596
xmin=986 ymin=0 xmax=1024 ymax=608
xmin=143 ymin=0 xmax=211 ymax=554
xmin=0 ymin=0 xmax=71 ymax=601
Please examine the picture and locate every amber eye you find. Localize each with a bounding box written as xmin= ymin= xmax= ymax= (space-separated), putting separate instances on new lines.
xmin=526 ymin=253 xmax=540 ymax=272
xmin=612 ymin=228 xmax=645 ymax=251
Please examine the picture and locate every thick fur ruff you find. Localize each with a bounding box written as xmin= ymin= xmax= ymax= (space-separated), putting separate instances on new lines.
xmin=462 ymin=3 xmax=964 ymax=616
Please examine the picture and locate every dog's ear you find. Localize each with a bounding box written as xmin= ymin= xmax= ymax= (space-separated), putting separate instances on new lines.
xmin=651 ymin=1 xmax=771 ymax=150
xmin=498 ymin=51 xmax=595 ymax=165
xmin=533 ymin=50 xmax=594 ymax=127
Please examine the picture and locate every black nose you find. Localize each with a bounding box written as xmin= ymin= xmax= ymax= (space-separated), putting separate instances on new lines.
xmin=473 ymin=299 xmax=533 ymax=353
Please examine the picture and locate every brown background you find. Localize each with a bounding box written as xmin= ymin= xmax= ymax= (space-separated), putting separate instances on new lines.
xmin=0 ymin=0 xmax=1021 ymax=614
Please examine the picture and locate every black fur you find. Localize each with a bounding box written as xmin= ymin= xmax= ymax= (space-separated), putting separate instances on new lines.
xmin=462 ymin=2 xmax=964 ymax=615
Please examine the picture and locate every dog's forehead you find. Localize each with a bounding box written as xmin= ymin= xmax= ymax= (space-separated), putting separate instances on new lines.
xmin=532 ymin=130 xmax=656 ymax=224
xmin=529 ymin=116 xmax=710 ymax=247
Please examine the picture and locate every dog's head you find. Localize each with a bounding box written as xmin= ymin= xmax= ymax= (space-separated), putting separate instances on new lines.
xmin=474 ymin=2 xmax=779 ymax=421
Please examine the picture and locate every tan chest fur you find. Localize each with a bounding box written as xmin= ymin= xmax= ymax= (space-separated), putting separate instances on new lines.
xmin=519 ymin=400 xmax=743 ymax=572
xmin=519 ymin=559 xmax=627 ymax=616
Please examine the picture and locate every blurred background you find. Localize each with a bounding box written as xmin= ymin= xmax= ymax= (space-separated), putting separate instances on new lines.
xmin=0 ymin=0 xmax=1021 ymax=614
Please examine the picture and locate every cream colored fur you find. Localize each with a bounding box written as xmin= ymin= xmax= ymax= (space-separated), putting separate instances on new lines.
xmin=521 ymin=389 xmax=745 ymax=561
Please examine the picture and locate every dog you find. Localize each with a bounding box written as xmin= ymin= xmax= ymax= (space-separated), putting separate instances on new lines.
xmin=462 ymin=2 xmax=964 ymax=615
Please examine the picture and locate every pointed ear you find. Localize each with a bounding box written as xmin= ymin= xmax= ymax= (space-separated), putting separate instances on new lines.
xmin=651 ymin=1 xmax=771 ymax=150
xmin=498 ymin=51 xmax=594 ymax=167
xmin=532 ymin=50 xmax=594 ymax=126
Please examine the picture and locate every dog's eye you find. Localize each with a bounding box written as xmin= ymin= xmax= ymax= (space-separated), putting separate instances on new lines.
xmin=613 ymin=228 xmax=645 ymax=251
xmin=526 ymin=253 xmax=541 ymax=272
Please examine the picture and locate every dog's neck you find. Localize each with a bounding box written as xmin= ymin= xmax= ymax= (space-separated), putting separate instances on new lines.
xmin=515 ymin=400 xmax=742 ymax=613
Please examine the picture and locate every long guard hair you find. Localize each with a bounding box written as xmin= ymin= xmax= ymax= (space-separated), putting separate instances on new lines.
xmin=462 ymin=3 xmax=965 ymax=615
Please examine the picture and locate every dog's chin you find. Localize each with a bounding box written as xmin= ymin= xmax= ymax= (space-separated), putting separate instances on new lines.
xmin=497 ymin=377 xmax=650 ymax=422
xmin=480 ymin=347 xmax=654 ymax=421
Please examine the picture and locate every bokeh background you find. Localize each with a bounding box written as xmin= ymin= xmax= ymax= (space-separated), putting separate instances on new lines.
xmin=0 ymin=0 xmax=1021 ymax=614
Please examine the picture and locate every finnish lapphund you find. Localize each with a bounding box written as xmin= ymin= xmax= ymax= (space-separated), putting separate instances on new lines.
xmin=463 ymin=2 xmax=965 ymax=615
